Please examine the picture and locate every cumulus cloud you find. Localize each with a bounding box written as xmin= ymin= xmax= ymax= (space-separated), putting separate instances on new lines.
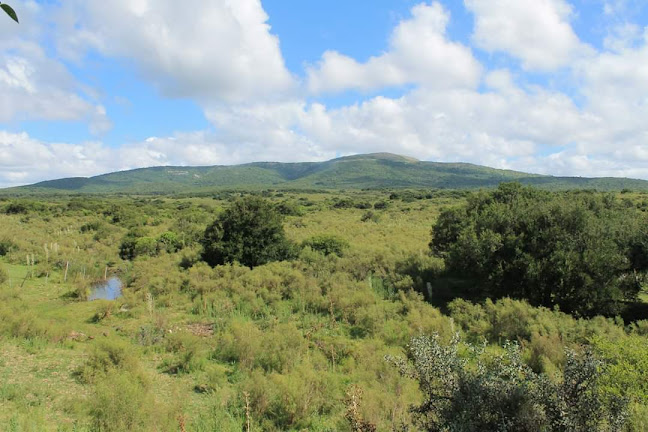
xmin=465 ymin=0 xmax=591 ymax=70
xmin=0 ymin=126 xmax=329 ymax=188
xmin=57 ymin=0 xmax=294 ymax=103
xmin=2 ymin=0 xmax=648 ymax=187
xmin=306 ymin=2 xmax=481 ymax=93
xmin=0 ymin=2 xmax=110 ymax=132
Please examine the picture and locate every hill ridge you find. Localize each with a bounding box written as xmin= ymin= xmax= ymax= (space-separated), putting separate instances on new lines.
xmin=3 ymin=153 xmax=648 ymax=194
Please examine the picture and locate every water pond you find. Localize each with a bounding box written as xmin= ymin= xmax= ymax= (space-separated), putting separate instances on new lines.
xmin=88 ymin=277 xmax=123 ymax=301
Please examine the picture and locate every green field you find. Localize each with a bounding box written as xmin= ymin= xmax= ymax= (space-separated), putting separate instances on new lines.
xmin=1 ymin=189 xmax=648 ymax=431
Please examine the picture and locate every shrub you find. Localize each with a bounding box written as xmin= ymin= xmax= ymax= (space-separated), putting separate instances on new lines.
xmin=388 ymin=334 xmax=628 ymax=432
xmin=0 ymin=238 xmax=16 ymax=256
xmin=0 ymin=265 xmax=7 ymax=285
xmin=80 ymin=338 xmax=143 ymax=383
xmin=157 ymin=231 xmax=182 ymax=253
xmin=275 ymin=201 xmax=304 ymax=216
xmin=361 ymin=211 xmax=380 ymax=223
xmin=201 ymin=196 xmax=296 ymax=268
xmin=89 ymin=369 xmax=162 ymax=432
xmin=134 ymin=237 xmax=159 ymax=258
xmin=302 ymin=235 xmax=349 ymax=257
xmin=431 ymin=183 xmax=648 ymax=316
xmin=4 ymin=202 xmax=28 ymax=214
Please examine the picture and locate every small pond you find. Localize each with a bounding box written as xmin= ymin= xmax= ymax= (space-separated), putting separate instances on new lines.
xmin=88 ymin=277 xmax=123 ymax=301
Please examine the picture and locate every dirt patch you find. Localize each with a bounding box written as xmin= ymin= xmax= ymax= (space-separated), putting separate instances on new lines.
xmin=186 ymin=323 xmax=214 ymax=337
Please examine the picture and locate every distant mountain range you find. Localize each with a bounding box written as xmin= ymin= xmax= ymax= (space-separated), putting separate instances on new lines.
xmin=4 ymin=153 xmax=648 ymax=194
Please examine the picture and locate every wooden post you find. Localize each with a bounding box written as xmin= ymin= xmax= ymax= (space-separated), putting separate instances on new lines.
xmin=244 ymin=391 xmax=251 ymax=432
xmin=64 ymin=261 xmax=69 ymax=282
xmin=104 ymin=265 xmax=108 ymax=281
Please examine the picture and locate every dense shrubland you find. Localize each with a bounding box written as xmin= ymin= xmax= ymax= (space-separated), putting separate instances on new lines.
xmin=0 ymin=188 xmax=647 ymax=430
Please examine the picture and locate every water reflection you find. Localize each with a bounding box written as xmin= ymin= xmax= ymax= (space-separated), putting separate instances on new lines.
xmin=88 ymin=277 xmax=123 ymax=301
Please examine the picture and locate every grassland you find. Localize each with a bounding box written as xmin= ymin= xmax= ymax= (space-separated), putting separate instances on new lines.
xmin=1 ymin=189 xmax=647 ymax=431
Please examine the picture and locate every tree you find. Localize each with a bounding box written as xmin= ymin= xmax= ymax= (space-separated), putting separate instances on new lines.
xmin=201 ymin=196 xmax=296 ymax=268
xmin=431 ymin=183 xmax=648 ymax=316
xmin=1 ymin=2 xmax=18 ymax=23
xmin=387 ymin=334 xmax=627 ymax=431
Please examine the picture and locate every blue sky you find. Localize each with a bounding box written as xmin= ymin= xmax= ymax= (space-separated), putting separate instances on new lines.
xmin=1 ymin=0 xmax=647 ymax=186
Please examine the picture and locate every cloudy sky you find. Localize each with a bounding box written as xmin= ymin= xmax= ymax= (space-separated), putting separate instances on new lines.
xmin=1 ymin=0 xmax=647 ymax=187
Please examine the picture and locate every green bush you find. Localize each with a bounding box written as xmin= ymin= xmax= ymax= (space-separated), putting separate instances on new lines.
xmin=134 ymin=237 xmax=159 ymax=257
xmin=201 ymin=196 xmax=296 ymax=268
xmin=157 ymin=231 xmax=182 ymax=253
xmin=0 ymin=238 xmax=16 ymax=256
xmin=388 ymin=335 xmax=628 ymax=432
xmin=302 ymin=235 xmax=349 ymax=257
xmin=0 ymin=265 xmax=7 ymax=285
xmin=80 ymin=338 xmax=143 ymax=383
xmin=431 ymin=183 xmax=648 ymax=315
xmin=360 ymin=211 xmax=380 ymax=223
xmin=89 ymin=369 xmax=172 ymax=432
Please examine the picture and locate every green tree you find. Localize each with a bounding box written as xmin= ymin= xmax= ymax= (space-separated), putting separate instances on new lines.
xmin=431 ymin=183 xmax=648 ymax=315
xmin=1 ymin=2 xmax=18 ymax=23
xmin=201 ymin=196 xmax=296 ymax=268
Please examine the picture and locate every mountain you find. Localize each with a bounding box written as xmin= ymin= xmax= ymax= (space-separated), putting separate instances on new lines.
xmin=4 ymin=153 xmax=648 ymax=194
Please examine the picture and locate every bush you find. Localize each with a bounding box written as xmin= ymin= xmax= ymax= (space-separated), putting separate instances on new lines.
xmin=157 ymin=231 xmax=182 ymax=253
xmin=80 ymin=338 xmax=143 ymax=383
xmin=431 ymin=183 xmax=648 ymax=315
xmin=302 ymin=235 xmax=349 ymax=257
xmin=134 ymin=237 xmax=159 ymax=258
xmin=0 ymin=238 xmax=16 ymax=256
xmin=0 ymin=265 xmax=7 ymax=285
xmin=361 ymin=211 xmax=380 ymax=223
xmin=388 ymin=334 xmax=628 ymax=432
xmin=275 ymin=201 xmax=304 ymax=216
xmin=201 ymin=196 xmax=296 ymax=268
xmin=4 ymin=202 xmax=28 ymax=214
xmin=89 ymin=369 xmax=164 ymax=432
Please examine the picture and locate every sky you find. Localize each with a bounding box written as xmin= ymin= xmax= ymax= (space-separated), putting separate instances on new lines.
xmin=1 ymin=0 xmax=648 ymax=187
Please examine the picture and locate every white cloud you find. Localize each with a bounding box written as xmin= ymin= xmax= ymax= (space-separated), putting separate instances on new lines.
xmin=57 ymin=0 xmax=294 ymax=103
xmin=306 ymin=2 xmax=481 ymax=94
xmin=465 ymin=0 xmax=591 ymax=70
xmin=2 ymin=0 xmax=648 ymax=187
xmin=0 ymin=49 xmax=111 ymax=132
xmin=603 ymin=23 xmax=643 ymax=52
xmin=0 ymin=3 xmax=110 ymax=132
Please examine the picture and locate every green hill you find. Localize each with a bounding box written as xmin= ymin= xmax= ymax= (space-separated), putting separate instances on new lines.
xmin=3 ymin=153 xmax=648 ymax=194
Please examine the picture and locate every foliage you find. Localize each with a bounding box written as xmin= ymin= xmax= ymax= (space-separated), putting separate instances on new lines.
xmin=360 ymin=211 xmax=380 ymax=223
xmin=302 ymin=235 xmax=349 ymax=257
xmin=0 ymin=2 xmax=18 ymax=23
xmin=0 ymin=265 xmax=6 ymax=285
xmin=388 ymin=334 xmax=628 ymax=431
xmin=0 ymin=238 xmax=16 ymax=256
xmin=431 ymin=183 xmax=648 ymax=315
xmin=275 ymin=200 xmax=304 ymax=216
xmin=1 ymin=190 xmax=647 ymax=430
xmin=120 ymin=229 xmax=184 ymax=259
xmin=201 ymin=196 xmax=296 ymax=268
xmin=9 ymin=153 xmax=648 ymax=195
